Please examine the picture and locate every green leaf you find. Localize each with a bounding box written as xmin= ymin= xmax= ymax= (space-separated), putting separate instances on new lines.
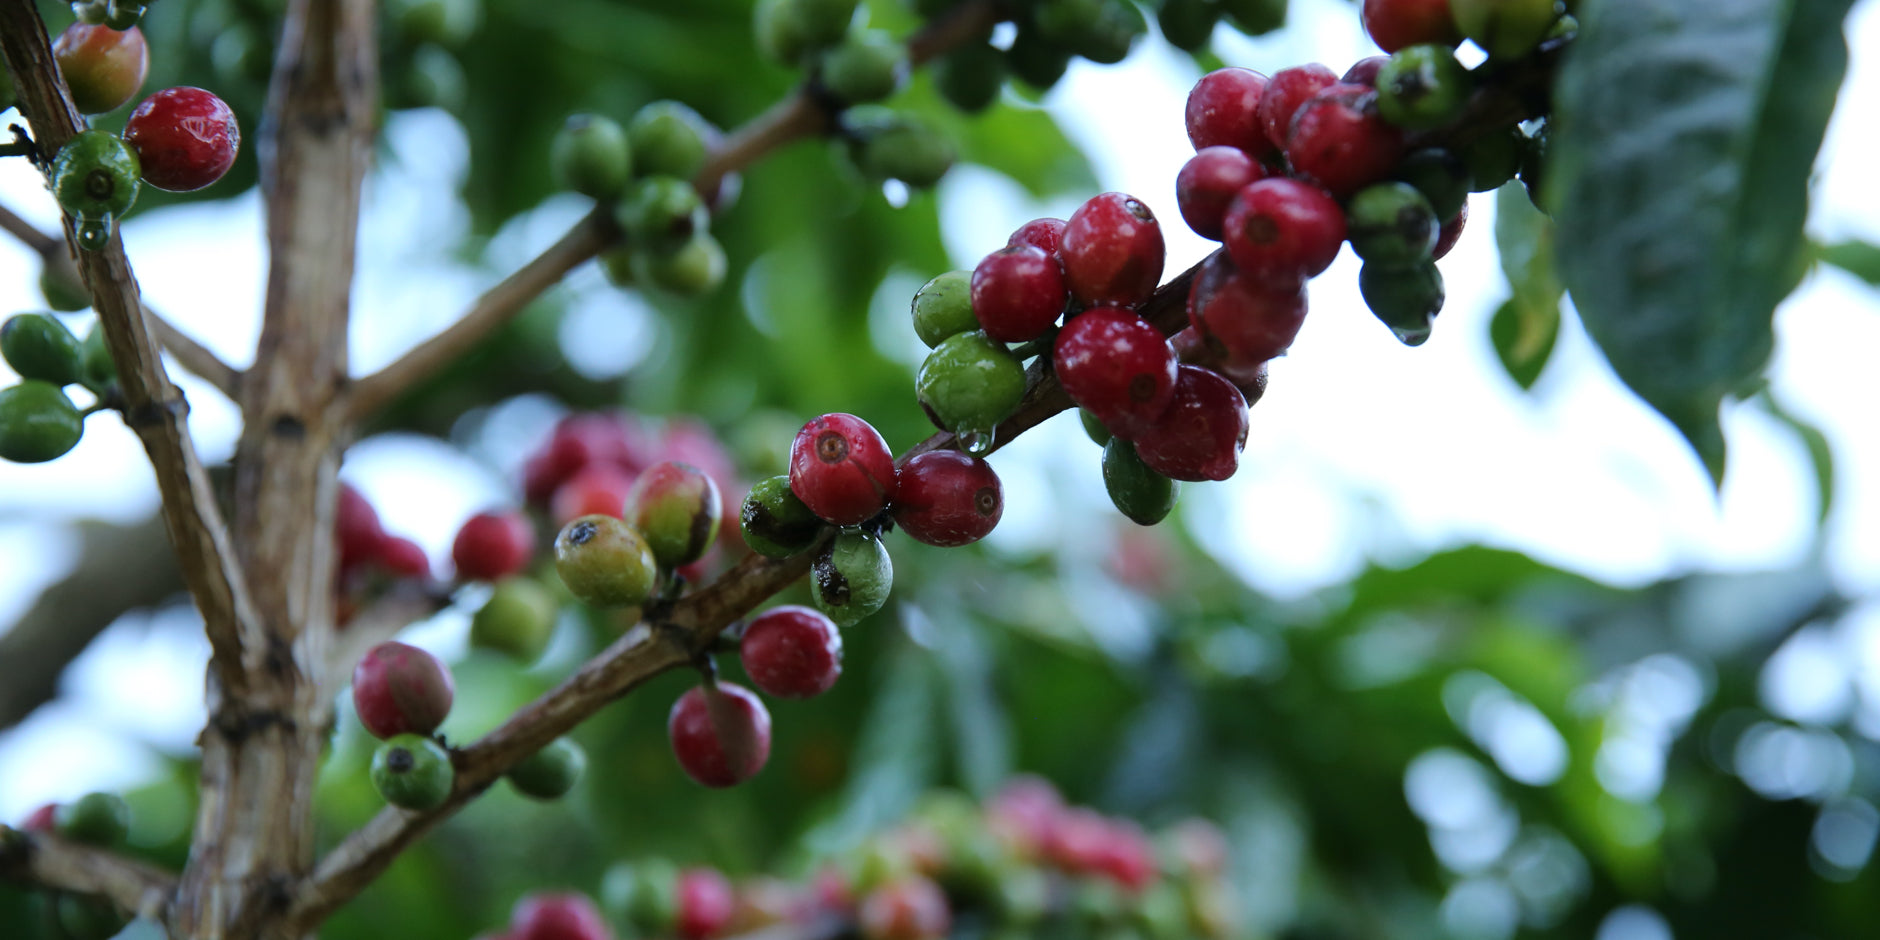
xmin=1489 ymin=299 xmax=1559 ymax=390
xmin=1550 ymin=0 xmax=1857 ymax=487
xmin=1759 ymin=392 xmax=1836 ymax=527
xmin=1817 ymin=239 xmax=1880 ymax=286
xmin=1491 ymin=183 xmax=1564 ymax=390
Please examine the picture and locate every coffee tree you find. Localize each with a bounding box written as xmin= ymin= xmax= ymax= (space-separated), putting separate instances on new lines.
xmin=1 ymin=1 xmax=1875 ymax=939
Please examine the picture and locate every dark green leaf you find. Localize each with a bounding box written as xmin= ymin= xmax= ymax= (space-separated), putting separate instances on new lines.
xmin=1550 ymin=0 xmax=1857 ymax=486
xmin=1759 ymin=392 xmax=1837 ymax=527
xmin=1817 ymin=239 xmax=1880 ymax=286
xmin=1491 ymin=183 xmax=1563 ymax=389
xmin=1489 ymin=298 xmax=1559 ymax=390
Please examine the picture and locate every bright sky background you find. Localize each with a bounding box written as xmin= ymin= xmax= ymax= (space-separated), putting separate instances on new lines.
xmin=2 ymin=2 xmax=1878 ymax=901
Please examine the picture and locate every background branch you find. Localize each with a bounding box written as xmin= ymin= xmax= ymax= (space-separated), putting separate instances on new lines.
xmin=0 ymin=827 xmax=178 ymax=922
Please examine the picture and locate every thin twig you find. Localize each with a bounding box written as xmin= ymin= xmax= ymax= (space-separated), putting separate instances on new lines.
xmin=0 ymin=828 xmax=178 ymax=922
xmin=0 ymin=201 xmax=60 ymax=255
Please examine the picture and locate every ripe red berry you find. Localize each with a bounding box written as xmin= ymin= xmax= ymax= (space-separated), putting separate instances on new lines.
xmin=1188 ymin=253 xmax=1309 ymax=364
xmin=1220 ymin=178 xmax=1346 ymax=289
xmin=857 ymin=876 xmax=950 ymax=940
xmin=677 ymin=868 xmax=736 ymax=940
xmin=1286 ymin=83 xmax=1405 ymax=197
xmin=550 ymin=465 xmax=635 ymax=525
xmin=1045 ymin=807 xmax=1112 ymax=875
xmin=668 ymin=683 xmax=772 ymax=788
xmin=1184 ymin=68 xmax=1270 ymax=157
xmin=1176 ymin=146 xmax=1265 ymax=241
xmin=970 ymin=244 xmax=1068 ymax=343
xmin=52 ymin=24 xmax=148 ymax=115
xmin=1007 ymin=217 xmax=1067 ymax=256
xmin=336 ymin=483 xmax=385 ymax=571
xmin=1130 ymin=365 xmax=1248 ymax=482
xmin=740 ymin=605 xmax=843 ymax=699
xmin=891 ymin=450 xmax=1003 ymax=547
xmin=351 ymin=641 xmax=455 ymax=739
xmin=452 ymin=510 xmax=536 ymax=581
xmin=1094 ymin=820 xmax=1156 ymax=891
xmin=1171 ymin=326 xmax=1271 ymax=402
xmin=985 ymin=775 xmax=1064 ymax=858
xmin=122 ymin=87 xmax=240 ymax=192
xmin=1255 ymin=63 xmax=1337 ymax=153
xmin=511 ymin=892 xmax=614 ymax=940
xmin=1343 ymin=55 xmax=1390 ymax=86
xmin=22 ymin=803 xmax=58 ymax=833
xmin=1362 ymin=0 xmax=1463 ymax=53
xmin=524 ymin=413 xmax=650 ymax=505
xmin=376 ymin=536 xmax=431 ymax=580
xmin=1060 ymin=193 xmax=1165 ymax=308
xmin=788 ymin=413 xmax=898 ymax=526
xmin=1434 ymin=201 xmax=1468 ymax=259
xmin=1053 ymin=305 xmax=1178 ymax=439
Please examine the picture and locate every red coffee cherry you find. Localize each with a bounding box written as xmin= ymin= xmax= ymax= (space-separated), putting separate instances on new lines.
xmin=891 ymin=450 xmax=1003 ymax=548
xmin=1343 ymin=55 xmax=1390 ymax=86
xmin=1220 ymin=178 xmax=1347 ymax=289
xmin=52 ymin=23 xmax=148 ymax=115
xmin=857 ymin=876 xmax=950 ymax=940
xmin=985 ymin=775 xmax=1065 ymax=858
xmin=1433 ymin=201 xmax=1468 ymax=259
xmin=1045 ymin=806 xmax=1112 ymax=875
xmin=740 ymin=605 xmax=843 ymax=699
xmin=1094 ymin=819 xmax=1157 ymax=891
xmin=22 ymin=803 xmax=58 ymax=833
xmin=1172 ymin=326 xmax=1271 ymax=402
xmin=788 ymin=413 xmax=898 ymax=526
xmin=1007 ymin=217 xmax=1067 ymax=257
xmin=550 ymin=464 xmax=635 ymax=525
xmin=351 ymin=640 xmax=455 ymax=739
xmin=1060 ymin=193 xmax=1165 ymax=308
xmin=523 ymin=412 xmax=650 ymax=505
xmin=1285 ymin=83 xmax=1405 ymax=197
xmin=1052 ymin=305 xmax=1178 ymax=439
xmin=1184 ymin=67 xmax=1270 ymax=157
xmin=668 ymin=682 xmax=772 ymax=788
xmin=1188 ymin=253 xmax=1309 ymax=364
xmin=452 ymin=510 xmax=536 ymax=581
xmin=1362 ymin=0 xmax=1464 ymax=53
xmin=970 ymin=244 xmax=1067 ymax=343
xmin=1130 ymin=365 xmax=1249 ymax=482
xmin=1176 ymin=146 xmax=1265 ymax=241
xmin=377 ymin=536 xmax=431 ymax=580
xmin=336 ymin=482 xmax=386 ymax=572
xmin=512 ymin=892 xmax=614 ymax=940
xmin=677 ymin=868 xmax=736 ymax=940
xmin=1255 ymin=63 xmax=1337 ymax=153
xmin=123 ymin=87 xmax=240 ymax=192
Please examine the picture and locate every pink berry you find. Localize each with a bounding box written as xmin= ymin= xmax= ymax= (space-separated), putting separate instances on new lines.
xmin=1176 ymin=146 xmax=1265 ymax=241
xmin=123 ymin=87 xmax=240 ymax=192
xmin=677 ymin=868 xmax=736 ymax=940
xmin=857 ymin=876 xmax=950 ymax=940
xmin=1060 ymin=193 xmax=1165 ymax=308
xmin=1285 ymin=83 xmax=1405 ymax=197
xmin=452 ymin=510 xmax=535 ymax=581
xmin=1007 ymin=217 xmax=1067 ymax=257
xmin=524 ymin=413 xmax=650 ymax=505
xmin=788 ymin=413 xmax=898 ymax=526
xmin=1220 ymin=178 xmax=1346 ymax=289
xmin=336 ymin=482 xmax=385 ymax=572
xmin=550 ymin=465 xmax=635 ymax=525
xmin=378 ymin=536 xmax=431 ymax=580
xmin=740 ymin=605 xmax=844 ymax=699
xmin=986 ymin=775 xmax=1064 ymax=858
xmin=511 ymin=893 xmax=613 ymax=940
xmin=1343 ymin=55 xmax=1390 ymax=86
xmin=1046 ymin=807 xmax=1111 ymax=874
xmin=892 ymin=451 xmax=1003 ymax=547
xmin=1188 ymin=252 xmax=1310 ymax=363
xmin=1434 ymin=202 xmax=1468 ymax=259
xmin=971 ymin=244 xmax=1068 ymax=343
xmin=1362 ymin=0 xmax=1463 ymax=53
xmin=1130 ymin=365 xmax=1249 ymax=482
xmin=22 ymin=803 xmax=58 ymax=832
xmin=52 ymin=24 xmax=147 ymax=115
xmin=351 ymin=640 xmax=455 ymax=739
xmin=668 ymin=682 xmax=772 ymax=788
xmin=1184 ymin=68 xmax=1271 ymax=157
xmin=1094 ymin=820 xmax=1156 ymax=891
xmin=1053 ymin=305 xmax=1178 ymax=439
xmin=1255 ymin=64 xmax=1337 ymax=153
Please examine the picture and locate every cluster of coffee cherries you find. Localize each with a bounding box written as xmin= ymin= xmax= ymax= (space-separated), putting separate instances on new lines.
xmin=549 ymin=102 xmax=731 ymax=297
xmin=0 ymin=311 xmax=119 ymax=463
xmin=10 ymin=791 xmax=137 ymax=939
xmin=1178 ymin=0 xmax=1567 ymax=346
xmin=467 ymin=777 xmax=1242 ymax=940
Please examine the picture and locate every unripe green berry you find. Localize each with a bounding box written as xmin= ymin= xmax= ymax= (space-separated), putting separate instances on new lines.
xmin=470 ymin=576 xmax=559 ymax=660
xmin=1346 ymin=182 xmax=1438 ymax=265
xmin=632 ymin=232 xmax=726 ymax=296
xmin=795 ymin=0 xmax=859 ymax=50
xmin=1158 ymin=0 xmax=1220 ymax=52
xmin=56 ymin=791 xmax=129 ymax=846
xmin=79 ymin=321 xmax=115 ymax=392
xmin=555 ymin=515 xmax=658 ymax=608
xmin=103 ymin=0 xmax=144 ymax=31
xmin=604 ymin=857 xmax=679 ymax=935
xmin=2 ymin=313 xmax=85 ymax=386
xmin=911 ymin=270 xmax=976 ymax=348
xmin=598 ymin=244 xmax=637 ymax=288
xmin=38 ymin=264 xmax=90 ymax=312
xmin=0 ymin=381 xmax=85 ymax=464
xmin=1080 ymin=409 xmax=1112 ymax=446
xmin=370 ymin=733 xmax=454 ymax=811
xmin=56 ymin=896 xmax=127 ymax=940
xmin=1218 ymin=0 xmax=1286 ymax=35
xmin=1102 ymin=438 xmax=1178 ymax=526
xmin=397 ymin=0 xmax=480 ymax=46
xmin=1076 ymin=0 xmax=1148 ymax=64
xmin=71 ymin=2 xmax=110 ymax=27
xmin=627 ymin=101 xmax=713 ymax=181
xmin=1375 ymin=45 xmax=1473 ymax=130
xmin=821 ymin=29 xmax=905 ymax=104
xmin=846 ymin=108 xmax=954 ymax=188
xmin=1451 ymin=0 xmax=1559 ymax=60
xmin=755 ymin=0 xmax=811 ymax=66
xmin=935 ymin=43 xmax=1005 ymax=114
xmin=52 ymin=130 xmax=140 ymax=221
xmin=1006 ymin=26 xmax=1071 ymax=91
xmin=1359 ymin=260 xmax=1445 ymax=346
xmin=740 ymin=475 xmax=824 ymax=558
xmin=811 ymin=530 xmax=892 ymax=626
xmin=507 ymin=737 xmax=586 ymax=800
xmin=551 ymin=114 xmax=633 ymax=200
xmin=916 ymin=331 xmax=1025 ymax=436
xmin=1461 ymin=123 xmax=1526 ymax=192
xmin=624 ymin=460 xmax=722 ymax=568
xmin=1393 ymin=148 xmax=1470 ymax=220
xmin=617 ymin=176 xmax=708 ymax=255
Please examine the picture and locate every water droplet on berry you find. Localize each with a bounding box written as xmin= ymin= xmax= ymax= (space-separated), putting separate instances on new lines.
xmin=958 ymin=428 xmax=994 ymax=456
xmin=74 ymin=217 xmax=111 ymax=252
xmin=1390 ymin=322 xmax=1433 ymax=346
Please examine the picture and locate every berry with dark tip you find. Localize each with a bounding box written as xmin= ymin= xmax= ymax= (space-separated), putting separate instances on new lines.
xmin=1393 ymin=147 xmax=1470 ymax=219
xmin=1345 ymin=182 xmax=1439 ymax=264
xmin=370 ymin=733 xmax=454 ymax=811
xmin=0 ymin=381 xmax=84 ymax=464
xmin=554 ymin=514 xmax=658 ymax=608
xmin=1342 ymin=55 xmax=1390 ymax=86
xmin=470 ymin=576 xmax=559 ymax=661
xmin=352 ymin=640 xmax=455 ymax=739
xmin=1285 ymin=83 xmax=1405 ymax=197
xmin=789 ymin=413 xmax=897 ymax=526
xmin=452 ymin=509 xmax=535 ymax=582
xmin=668 ymin=683 xmax=772 ymax=788
xmin=618 ymin=177 xmax=708 ymax=254
xmin=1188 ymin=252 xmax=1309 ymax=364
xmin=740 ymin=475 xmax=824 ymax=559
xmin=892 ymin=450 xmax=1003 ymax=547
xmin=625 ymin=461 xmax=722 ymax=568
xmin=811 ymin=530 xmax=893 ymax=626
xmin=1007 ymin=218 xmax=1066 ymax=256
xmin=1254 ymin=64 xmax=1336 ymax=153
xmin=1462 ymin=123 xmax=1527 ymax=192
xmin=2 ymin=314 xmax=85 ymax=386
xmin=1185 ymin=68 xmax=1271 ymax=157
xmin=51 ymin=130 xmax=140 ymax=221
xmin=740 ymin=605 xmax=843 ymax=699
xmin=1220 ymin=178 xmax=1346 ymax=289
xmin=56 ymin=792 xmax=129 ymax=846
xmin=1176 ymin=146 xmax=1265 ymax=241
xmin=1130 ymin=365 xmax=1248 ymax=482
xmin=971 ymin=244 xmax=1067 ymax=343
xmin=52 ymin=23 xmax=147 ymax=115
xmin=910 ymin=270 xmax=977 ymax=348
xmin=1102 ymin=439 xmax=1178 ymax=526
xmin=1359 ymin=259 xmax=1445 ymax=345
xmin=1374 ymin=45 xmax=1473 ymax=130
xmin=1362 ymin=0 xmax=1463 ymax=52
xmin=507 ymin=737 xmax=586 ymax=800
xmin=513 ymin=893 xmax=615 ymax=940
xmin=122 ymin=86 xmax=241 ymax=192
xmin=628 ymin=101 xmax=714 ymax=180
xmin=551 ymin=114 xmax=633 ymax=200
xmin=916 ymin=331 xmax=1026 ymax=436
xmin=1434 ymin=201 xmax=1468 ymax=259
xmin=1060 ymin=193 xmax=1165 ymax=308
xmin=1053 ymin=305 xmax=1178 ymax=439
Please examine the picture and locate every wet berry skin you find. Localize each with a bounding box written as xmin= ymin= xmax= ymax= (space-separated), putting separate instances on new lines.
xmin=1007 ymin=217 xmax=1066 ymax=257
xmin=1255 ymin=63 xmax=1337 ymax=153
xmin=1285 ymin=83 xmax=1406 ymax=197
xmin=1189 ymin=252 xmax=1310 ymax=364
xmin=1059 ymin=193 xmax=1165 ymax=308
xmin=352 ymin=640 xmax=455 ymax=739
xmin=1362 ymin=0 xmax=1463 ymax=53
xmin=1053 ymin=305 xmax=1178 ymax=440
xmin=123 ymin=87 xmax=240 ymax=191
xmin=788 ymin=413 xmax=898 ymax=526
xmin=1184 ymin=68 xmax=1271 ymax=157
xmin=970 ymin=244 xmax=1067 ymax=343
xmin=1221 ymin=178 xmax=1347 ymax=289
xmin=1176 ymin=146 xmax=1265 ymax=241
xmin=668 ymin=683 xmax=772 ymax=788
xmin=892 ymin=450 xmax=1003 ymax=547
xmin=1130 ymin=365 xmax=1249 ymax=482
xmin=740 ymin=605 xmax=843 ymax=699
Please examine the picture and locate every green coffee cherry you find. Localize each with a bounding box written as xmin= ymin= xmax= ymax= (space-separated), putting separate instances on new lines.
xmin=71 ymin=1 xmax=109 ymax=26
xmin=554 ymin=515 xmax=657 ymax=608
xmin=810 ymin=529 xmax=892 ymax=626
xmin=617 ymin=176 xmax=708 ymax=254
xmin=1451 ymin=0 xmax=1558 ymax=60
xmin=55 ymin=791 xmax=129 ymax=846
xmin=0 ymin=381 xmax=84 ymax=464
xmin=624 ymin=460 xmax=722 ymax=568
xmin=1375 ymin=45 xmax=1473 ymax=130
xmin=631 ymin=232 xmax=726 ymax=297
xmin=470 ymin=576 xmax=559 ymax=661
xmin=1218 ymin=0 xmax=1287 ymax=35
xmin=821 ymin=29 xmax=904 ymax=104
xmin=551 ymin=114 xmax=633 ymax=200
xmin=371 ymin=733 xmax=454 ymax=811
xmin=79 ymin=321 xmax=115 ymax=392
xmin=916 ymin=331 xmax=1026 ymax=437
xmin=103 ymin=0 xmax=144 ymax=31
xmin=1461 ymin=123 xmax=1526 ymax=193
xmin=1006 ymin=26 xmax=1072 ymax=91
xmin=38 ymin=263 xmax=91 ymax=312
xmin=397 ymin=0 xmax=481 ymax=46
xmin=52 ymin=130 xmax=141 ymax=221
xmin=627 ymin=101 xmax=713 ymax=180
xmin=845 ymin=108 xmax=954 ymax=188
xmin=605 ymin=857 xmax=680 ymax=935
xmin=795 ymin=0 xmax=858 ymax=49
xmin=1080 ymin=409 xmax=1112 ymax=446
xmin=2 ymin=314 xmax=85 ymax=386
xmin=56 ymin=895 xmax=128 ymax=940
xmin=1036 ymin=0 xmax=1145 ymax=65
xmin=935 ymin=43 xmax=1005 ymax=114
xmin=1393 ymin=148 xmax=1470 ymax=220
xmin=1359 ymin=260 xmax=1445 ymax=346
xmin=1158 ymin=0 xmax=1221 ymax=52
xmin=740 ymin=475 xmax=823 ymax=558
xmin=996 ymin=867 xmax=1052 ymax=926
xmin=911 ymin=270 xmax=976 ymax=348
xmin=1102 ymin=439 xmax=1178 ymax=526
xmin=507 ymin=737 xmax=585 ymax=800
xmin=755 ymin=0 xmax=811 ymax=66
xmin=598 ymin=244 xmax=636 ymax=288
xmin=1345 ymin=182 xmax=1438 ymax=265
